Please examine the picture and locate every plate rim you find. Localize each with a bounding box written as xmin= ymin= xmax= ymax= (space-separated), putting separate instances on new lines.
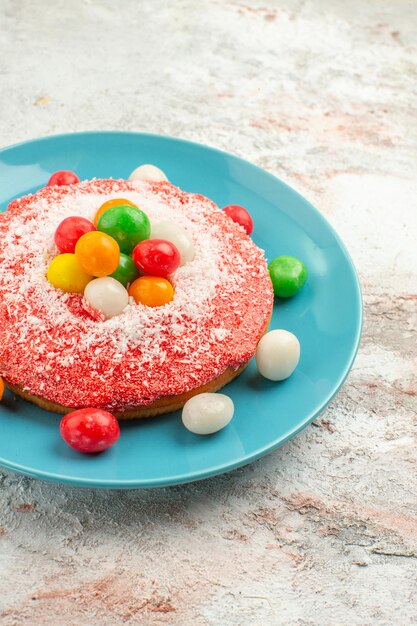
xmin=0 ymin=130 xmax=363 ymax=488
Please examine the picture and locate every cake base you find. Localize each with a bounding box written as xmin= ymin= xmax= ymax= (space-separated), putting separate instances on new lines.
xmin=5 ymin=362 xmax=248 ymax=420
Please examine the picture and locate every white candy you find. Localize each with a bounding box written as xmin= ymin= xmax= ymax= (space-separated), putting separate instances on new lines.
xmin=256 ymin=329 xmax=300 ymax=381
xmin=182 ymin=393 xmax=234 ymax=435
xmin=84 ymin=277 xmax=129 ymax=319
xmin=151 ymin=221 xmax=195 ymax=266
xmin=128 ymin=164 xmax=168 ymax=183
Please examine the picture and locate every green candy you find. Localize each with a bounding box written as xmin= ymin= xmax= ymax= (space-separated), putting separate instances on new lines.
xmin=268 ymin=255 xmax=307 ymax=298
xmin=109 ymin=253 xmax=139 ymax=287
xmin=97 ymin=205 xmax=150 ymax=254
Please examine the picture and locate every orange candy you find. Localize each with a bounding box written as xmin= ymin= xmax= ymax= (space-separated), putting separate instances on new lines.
xmin=0 ymin=377 xmax=4 ymax=401
xmin=94 ymin=198 xmax=138 ymax=227
xmin=128 ymin=276 xmax=174 ymax=307
xmin=75 ymin=231 xmax=120 ymax=277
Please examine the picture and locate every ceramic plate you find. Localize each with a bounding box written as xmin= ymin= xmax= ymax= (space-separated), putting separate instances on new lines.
xmin=0 ymin=132 xmax=362 ymax=488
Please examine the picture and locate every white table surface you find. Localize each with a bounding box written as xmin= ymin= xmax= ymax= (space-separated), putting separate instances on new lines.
xmin=0 ymin=1 xmax=416 ymax=624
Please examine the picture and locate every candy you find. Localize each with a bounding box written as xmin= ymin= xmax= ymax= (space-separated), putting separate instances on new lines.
xmin=128 ymin=164 xmax=168 ymax=182
xmin=97 ymin=205 xmax=150 ymax=254
xmin=182 ymin=393 xmax=234 ymax=435
xmin=268 ymin=256 xmax=307 ymax=298
xmin=132 ymin=239 xmax=180 ymax=277
xmin=223 ymin=204 xmax=253 ymax=235
xmin=151 ymin=221 xmax=195 ymax=266
xmin=46 ymin=253 xmax=92 ymax=293
xmin=84 ymin=277 xmax=129 ymax=319
xmin=54 ymin=216 xmax=96 ymax=254
xmin=0 ymin=377 xmax=4 ymax=401
xmin=75 ymin=231 xmax=120 ymax=277
xmin=47 ymin=170 xmax=79 ymax=186
xmin=60 ymin=408 xmax=120 ymax=453
xmin=109 ymin=253 xmax=139 ymax=287
xmin=256 ymin=329 xmax=300 ymax=381
xmin=94 ymin=197 xmax=138 ymax=227
xmin=128 ymin=276 xmax=174 ymax=307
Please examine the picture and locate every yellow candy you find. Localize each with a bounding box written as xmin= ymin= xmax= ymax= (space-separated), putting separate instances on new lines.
xmin=47 ymin=253 xmax=92 ymax=293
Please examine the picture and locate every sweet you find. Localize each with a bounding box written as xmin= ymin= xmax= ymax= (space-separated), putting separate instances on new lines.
xmin=182 ymin=392 xmax=234 ymax=434
xmin=132 ymin=239 xmax=181 ymax=277
xmin=47 ymin=170 xmax=79 ymax=187
xmin=128 ymin=164 xmax=168 ymax=182
xmin=84 ymin=277 xmax=129 ymax=319
xmin=47 ymin=253 xmax=92 ymax=293
xmin=54 ymin=216 xmax=96 ymax=253
xmin=60 ymin=408 xmax=120 ymax=453
xmin=223 ymin=204 xmax=254 ymax=235
xmin=97 ymin=205 xmax=150 ymax=254
xmin=94 ymin=198 xmax=138 ymax=226
xmin=75 ymin=230 xmax=120 ymax=276
xmin=268 ymin=256 xmax=307 ymax=298
xmin=128 ymin=276 xmax=174 ymax=307
xmin=0 ymin=179 xmax=273 ymax=418
xmin=109 ymin=253 xmax=139 ymax=287
xmin=151 ymin=221 xmax=195 ymax=266
xmin=256 ymin=329 xmax=300 ymax=381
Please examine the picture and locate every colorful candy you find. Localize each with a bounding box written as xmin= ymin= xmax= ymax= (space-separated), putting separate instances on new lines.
xmin=268 ymin=256 xmax=307 ymax=298
xmin=54 ymin=216 xmax=95 ymax=254
xmin=60 ymin=408 xmax=120 ymax=453
xmin=47 ymin=170 xmax=79 ymax=187
xmin=0 ymin=377 xmax=4 ymax=401
xmin=128 ymin=276 xmax=174 ymax=307
xmin=75 ymin=231 xmax=120 ymax=277
xmin=223 ymin=204 xmax=253 ymax=235
xmin=94 ymin=198 xmax=138 ymax=227
xmin=132 ymin=239 xmax=180 ymax=277
xmin=182 ymin=393 xmax=235 ymax=435
xmin=128 ymin=164 xmax=168 ymax=182
xmin=46 ymin=253 xmax=92 ymax=293
xmin=97 ymin=205 xmax=150 ymax=255
xmin=109 ymin=253 xmax=139 ymax=287
xmin=151 ymin=221 xmax=195 ymax=266
xmin=256 ymin=329 xmax=300 ymax=381
xmin=84 ymin=277 xmax=129 ymax=319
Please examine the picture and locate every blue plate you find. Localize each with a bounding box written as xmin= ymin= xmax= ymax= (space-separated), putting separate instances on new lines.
xmin=0 ymin=132 xmax=362 ymax=488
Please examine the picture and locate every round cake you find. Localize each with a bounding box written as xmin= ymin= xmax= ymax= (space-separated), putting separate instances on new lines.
xmin=0 ymin=179 xmax=274 ymax=418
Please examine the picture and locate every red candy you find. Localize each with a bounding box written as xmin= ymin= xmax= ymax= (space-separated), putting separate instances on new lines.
xmin=132 ymin=239 xmax=181 ymax=277
xmin=47 ymin=170 xmax=80 ymax=187
xmin=60 ymin=408 xmax=120 ymax=453
xmin=223 ymin=204 xmax=253 ymax=235
xmin=54 ymin=216 xmax=96 ymax=253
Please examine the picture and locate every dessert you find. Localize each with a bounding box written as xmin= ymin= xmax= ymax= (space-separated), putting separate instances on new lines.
xmin=0 ymin=178 xmax=273 ymax=419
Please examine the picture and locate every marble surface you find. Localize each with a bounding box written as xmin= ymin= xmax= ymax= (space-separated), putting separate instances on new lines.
xmin=0 ymin=1 xmax=416 ymax=624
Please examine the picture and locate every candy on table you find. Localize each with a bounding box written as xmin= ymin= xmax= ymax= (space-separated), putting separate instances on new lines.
xmin=54 ymin=216 xmax=95 ymax=254
xmin=47 ymin=170 xmax=79 ymax=187
xmin=60 ymin=408 xmax=120 ymax=453
xmin=84 ymin=277 xmax=129 ymax=319
xmin=151 ymin=221 xmax=195 ymax=266
xmin=268 ymin=255 xmax=307 ymax=298
xmin=0 ymin=377 xmax=4 ymax=401
xmin=128 ymin=276 xmax=174 ymax=307
xmin=75 ymin=231 xmax=120 ymax=277
xmin=47 ymin=253 xmax=92 ymax=293
xmin=128 ymin=164 xmax=168 ymax=182
xmin=182 ymin=393 xmax=235 ymax=435
xmin=256 ymin=329 xmax=300 ymax=381
xmin=132 ymin=239 xmax=181 ymax=278
xmin=97 ymin=205 xmax=150 ymax=254
xmin=109 ymin=253 xmax=139 ymax=287
xmin=94 ymin=197 xmax=138 ymax=227
xmin=222 ymin=204 xmax=254 ymax=235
